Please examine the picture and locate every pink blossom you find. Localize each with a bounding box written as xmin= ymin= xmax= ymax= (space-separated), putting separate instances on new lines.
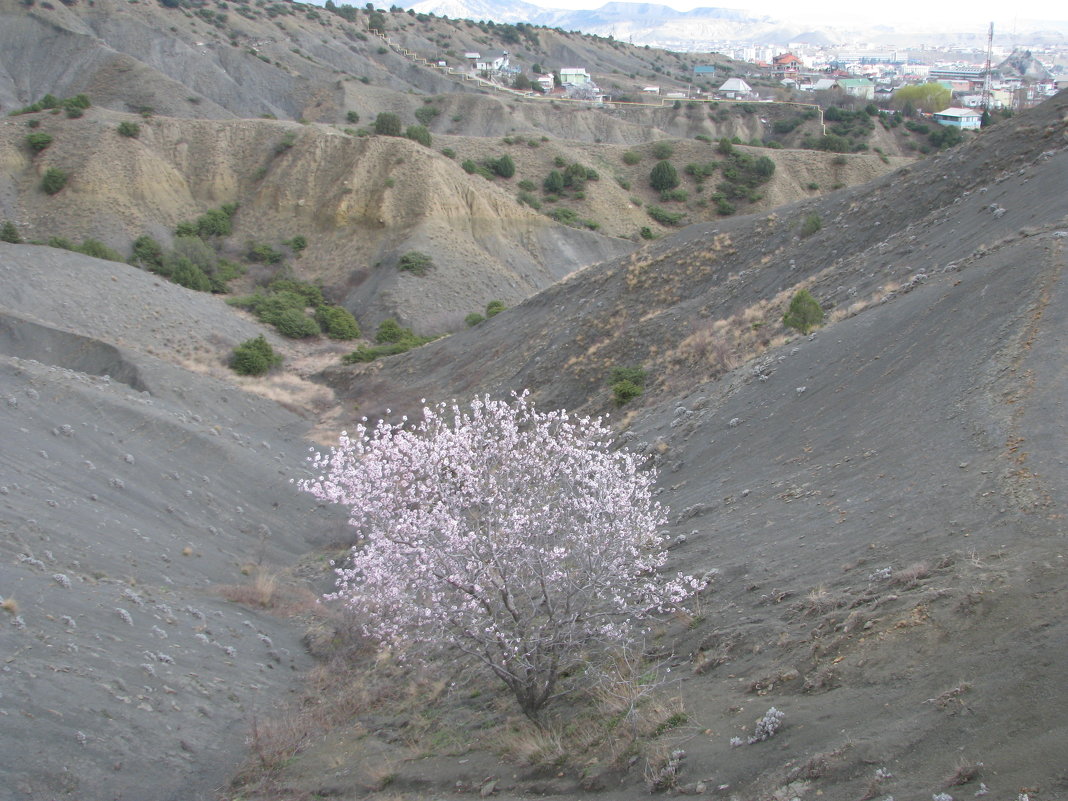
xmin=300 ymin=392 xmax=702 ymax=718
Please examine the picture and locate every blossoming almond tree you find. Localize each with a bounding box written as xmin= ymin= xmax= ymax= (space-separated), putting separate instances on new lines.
xmin=300 ymin=392 xmax=702 ymax=719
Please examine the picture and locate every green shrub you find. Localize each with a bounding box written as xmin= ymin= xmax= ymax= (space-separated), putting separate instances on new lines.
xmin=176 ymin=204 xmax=238 ymax=239
xmin=551 ymin=207 xmax=578 ymax=225
xmin=343 ymin=342 xmax=411 ymax=363
xmin=610 ymin=366 xmax=647 ymax=385
xmin=40 ymin=167 xmax=68 ymax=195
xmin=268 ymin=279 xmax=325 ymax=308
xmin=374 ymin=112 xmax=402 ymax=136
xmin=461 ymin=159 xmax=494 ymax=180
xmin=231 ymin=335 xmax=282 ymax=375
xmin=543 ymin=170 xmax=565 ymax=193
xmin=441 ymin=147 xmax=456 ymax=159
xmin=714 ymin=197 xmax=735 ymax=216
xmin=315 ymin=305 xmax=361 ymax=339
xmin=162 ymin=255 xmax=213 ymax=291
xmin=772 ymin=117 xmax=802 ymax=134
xmin=649 ymin=160 xmax=679 ymax=191
xmin=609 ymin=366 xmax=647 ymax=406
xmin=651 ymin=141 xmax=674 ymax=159
xmin=375 ymin=318 xmax=407 ymax=344
xmin=273 ymin=307 xmax=321 ymax=338
xmin=485 ymin=300 xmax=506 ymax=318
xmin=660 ymin=188 xmax=688 ymax=203
xmin=684 ymin=162 xmax=718 ymax=182
xmin=639 ymin=226 xmax=655 ymax=240
xmin=117 ymin=121 xmax=141 ymax=138
xmin=646 ymin=205 xmax=684 ymax=226
xmin=414 ymin=105 xmax=440 ymax=125
xmin=491 ymin=154 xmax=515 ymax=178
xmin=612 ymin=380 xmax=644 ymax=406
xmin=517 ymin=179 xmax=535 ymax=191
xmin=398 ymin=251 xmax=433 ymax=275
xmin=465 ymin=312 xmax=485 ymax=326
xmin=563 ymin=162 xmax=588 ymax=188
xmin=1 ymin=221 xmax=21 ymax=244
xmin=346 ymin=110 xmax=360 ymax=123
xmin=284 ymin=235 xmax=307 ymax=252
xmin=63 ymin=95 xmax=90 ymax=118
xmin=26 ymin=132 xmax=53 ymax=153
xmin=342 ymin=318 xmax=437 ymax=362
xmin=247 ymin=241 xmax=283 ymax=264
xmin=515 ymin=190 xmax=539 ymax=209
xmin=717 ymin=137 xmax=734 ymax=155
xmin=275 ymin=132 xmax=297 ymax=154
xmin=783 ymin=289 xmax=823 ymax=335
xmin=405 ymin=124 xmax=432 ymax=146
xmin=76 ymin=239 xmax=123 ymax=262
xmin=622 ymin=150 xmax=641 ymax=165
xmin=800 ymin=213 xmax=822 ymax=238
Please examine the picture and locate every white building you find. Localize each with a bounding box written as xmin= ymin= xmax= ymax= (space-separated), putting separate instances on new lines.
xmin=718 ymin=77 xmax=752 ymax=98
xmin=932 ymin=107 xmax=982 ymax=129
xmin=559 ymin=68 xmax=591 ymax=86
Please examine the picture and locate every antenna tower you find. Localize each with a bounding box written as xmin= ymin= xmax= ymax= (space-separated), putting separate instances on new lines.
xmin=982 ymin=21 xmax=993 ymax=111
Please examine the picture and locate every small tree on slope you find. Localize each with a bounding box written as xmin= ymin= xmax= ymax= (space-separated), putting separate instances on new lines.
xmin=783 ymin=289 xmax=824 ymax=335
xmin=299 ymin=392 xmax=702 ymax=720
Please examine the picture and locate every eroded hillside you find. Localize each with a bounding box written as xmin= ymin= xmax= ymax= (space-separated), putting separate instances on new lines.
xmin=273 ymin=91 xmax=1068 ymax=801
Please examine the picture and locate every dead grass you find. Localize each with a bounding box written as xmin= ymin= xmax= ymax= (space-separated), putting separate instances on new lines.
xmin=220 ymin=568 xmax=280 ymax=608
xmin=891 ymin=561 xmax=930 ymax=588
xmin=218 ymin=567 xmax=318 ymax=615
xmin=500 ymin=721 xmax=567 ymax=765
xmin=925 ymin=681 xmax=973 ymax=712
xmin=947 ymin=758 xmax=984 ymax=786
xmin=1 ymin=597 xmax=18 ymax=615
xmin=802 ymin=584 xmax=841 ymax=616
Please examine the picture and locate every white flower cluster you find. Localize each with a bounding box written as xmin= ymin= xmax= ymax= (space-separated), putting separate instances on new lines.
xmin=300 ymin=392 xmax=704 ymax=715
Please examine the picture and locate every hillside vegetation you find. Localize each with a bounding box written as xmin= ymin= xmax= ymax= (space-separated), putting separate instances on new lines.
xmin=0 ymin=0 xmax=914 ymax=337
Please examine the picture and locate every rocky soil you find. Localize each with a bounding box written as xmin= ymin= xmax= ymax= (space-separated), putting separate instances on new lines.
xmin=0 ymin=244 xmax=350 ymax=801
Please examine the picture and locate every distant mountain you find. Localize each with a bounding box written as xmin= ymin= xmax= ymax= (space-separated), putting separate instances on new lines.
xmin=405 ymin=0 xmax=1068 ymax=48
xmin=406 ymin=0 xmax=550 ymax=24
xmin=408 ymin=0 xmax=779 ymax=46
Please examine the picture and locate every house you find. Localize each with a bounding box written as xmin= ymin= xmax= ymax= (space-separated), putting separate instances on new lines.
xmin=642 ymin=86 xmax=661 ymax=95
xmin=837 ymin=78 xmax=875 ymax=99
xmin=933 ymin=107 xmax=982 ymax=129
xmin=810 ymin=77 xmax=838 ymax=92
xmin=535 ymin=73 xmax=554 ymax=93
xmin=473 ymin=50 xmax=509 ymax=72
xmin=718 ymin=77 xmax=752 ymax=98
xmin=773 ymin=53 xmax=802 ymax=75
xmin=559 ymin=68 xmax=591 ymax=86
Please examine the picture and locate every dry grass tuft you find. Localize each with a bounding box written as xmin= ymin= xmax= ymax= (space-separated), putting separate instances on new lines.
xmin=218 ymin=568 xmax=318 ymax=615
xmin=241 ymin=711 xmax=316 ymax=777
xmin=926 ymin=681 xmax=973 ymax=711
xmin=802 ymin=585 xmax=840 ymax=616
xmin=891 ymin=561 xmax=930 ymax=588
xmin=1 ymin=597 xmax=19 ymax=615
xmin=221 ymin=568 xmax=280 ymax=608
xmin=501 ymin=721 xmax=567 ymax=765
xmin=947 ymin=758 xmax=984 ymax=787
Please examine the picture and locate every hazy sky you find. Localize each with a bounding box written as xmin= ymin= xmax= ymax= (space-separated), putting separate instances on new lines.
xmin=518 ymin=0 xmax=1068 ymax=27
